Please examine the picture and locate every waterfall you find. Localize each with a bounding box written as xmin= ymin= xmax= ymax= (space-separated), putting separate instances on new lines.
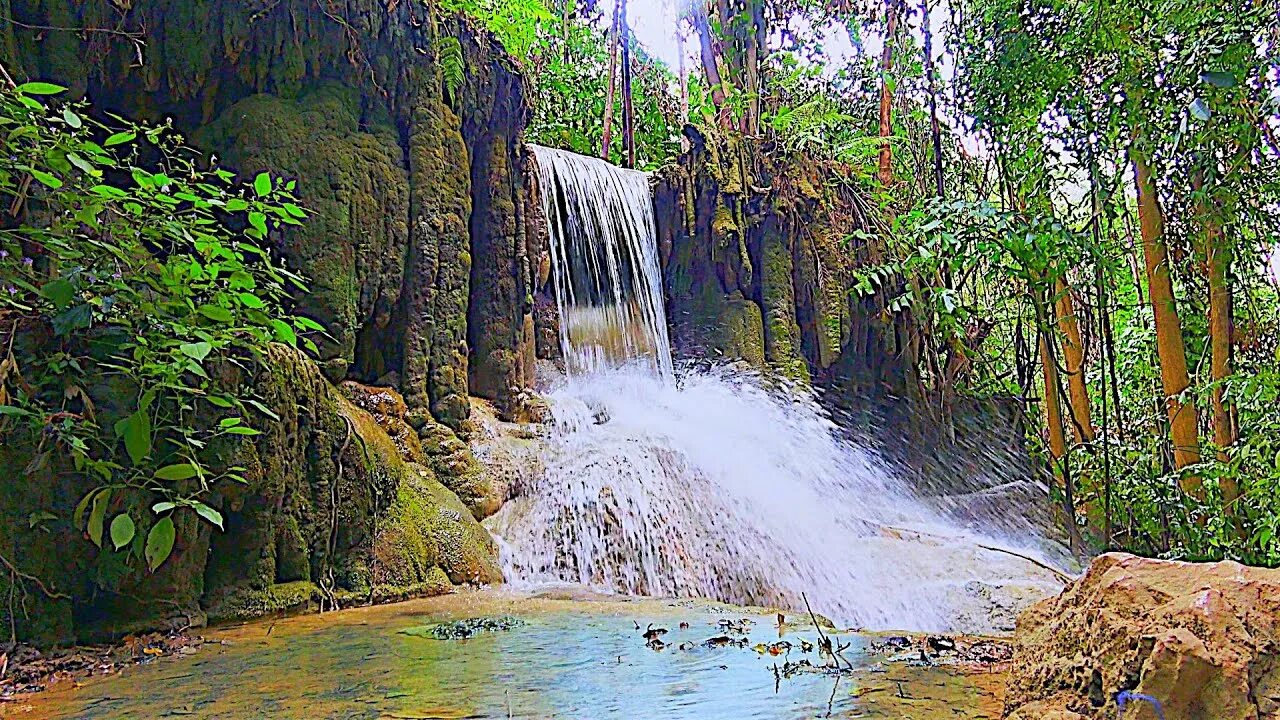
xmin=531 ymin=145 xmax=673 ymax=378
xmin=494 ymin=146 xmax=1065 ymax=634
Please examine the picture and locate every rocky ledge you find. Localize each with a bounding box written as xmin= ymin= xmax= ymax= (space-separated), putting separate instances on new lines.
xmin=1004 ymin=552 xmax=1280 ymax=720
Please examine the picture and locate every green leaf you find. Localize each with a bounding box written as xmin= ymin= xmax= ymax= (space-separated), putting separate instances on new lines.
xmin=283 ymin=202 xmax=306 ymax=218
xmin=15 ymin=81 xmax=67 ymax=95
xmin=225 ymin=198 xmax=249 ymax=212
xmin=179 ymin=341 xmax=212 ymax=361
xmin=104 ymin=131 xmax=137 ymax=147
xmin=271 ymin=319 xmax=297 ymax=345
xmin=40 ymin=279 xmax=76 ymax=309
xmin=294 ymin=316 xmax=325 ymax=332
xmin=145 ymin=516 xmax=176 ymax=571
xmin=62 ymin=107 xmax=83 ymax=128
xmin=253 ymin=172 xmax=272 ymax=197
xmin=238 ymin=292 xmax=265 ymax=309
xmin=248 ymin=211 xmax=269 ymax=238
xmin=110 ymin=513 xmax=136 ymax=550
xmin=192 ymin=501 xmax=224 ymax=530
xmin=224 ymin=425 xmax=262 ymax=436
xmin=88 ymin=490 xmax=109 ymax=548
xmin=246 ymin=399 xmax=280 ymax=421
xmin=151 ymin=501 xmax=177 ymax=514
xmin=219 ymin=417 xmax=242 ymax=428
xmin=30 ymin=169 xmax=63 ymax=189
xmin=117 ymin=409 xmax=152 ymax=465
xmin=74 ymin=488 xmax=102 ymax=529
xmin=206 ymin=395 xmax=235 ymax=408
xmin=1189 ymin=98 xmax=1211 ymax=122
xmin=198 ymin=304 xmax=234 ymax=323
xmin=154 ymin=463 xmax=199 ymax=481
xmin=1199 ymin=71 xmax=1237 ymax=88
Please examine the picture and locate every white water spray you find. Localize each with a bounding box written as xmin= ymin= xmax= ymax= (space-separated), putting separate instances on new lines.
xmin=494 ymin=146 xmax=1064 ymax=633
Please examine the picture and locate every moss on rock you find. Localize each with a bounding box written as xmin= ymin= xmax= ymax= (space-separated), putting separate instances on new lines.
xmin=199 ymin=83 xmax=411 ymax=381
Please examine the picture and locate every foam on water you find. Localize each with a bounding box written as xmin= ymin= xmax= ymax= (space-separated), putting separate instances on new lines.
xmin=500 ymin=146 xmax=1064 ymax=632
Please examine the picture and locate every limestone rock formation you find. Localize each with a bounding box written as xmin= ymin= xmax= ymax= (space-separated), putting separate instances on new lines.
xmin=0 ymin=0 xmax=544 ymax=645
xmin=1004 ymin=552 xmax=1280 ymax=720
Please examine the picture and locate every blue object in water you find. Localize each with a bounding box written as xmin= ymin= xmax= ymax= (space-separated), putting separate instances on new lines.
xmin=1116 ymin=690 xmax=1165 ymax=720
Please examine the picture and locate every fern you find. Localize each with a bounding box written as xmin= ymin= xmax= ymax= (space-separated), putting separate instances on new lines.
xmin=439 ymin=36 xmax=465 ymax=105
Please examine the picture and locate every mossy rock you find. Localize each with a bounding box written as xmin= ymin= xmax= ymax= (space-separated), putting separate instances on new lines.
xmin=205 ymin=581 xmax=321 ymax=624
xmin=372 ymin=465 xmax=501 ymax=589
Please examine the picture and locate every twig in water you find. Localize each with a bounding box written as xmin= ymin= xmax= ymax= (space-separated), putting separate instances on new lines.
xmin=826 ymin=673 xmax=840 ymax=718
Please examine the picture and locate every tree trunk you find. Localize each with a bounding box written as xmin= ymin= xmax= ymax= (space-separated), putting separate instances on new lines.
xmin=1133 ymin=148 xmax=1201 ymax=490
xmin=921 ymin=0 xmax=944 ymax=196
xmin=600 ymin=0 xmax=621 ymax=160
xmin=1199 ymin=187 xmax=1240 ymax=518
xmin=877 ymin=0 xmax=899 ymax=186
xmin=693 ymin=6 xmax=726 ymax=111
xmin=620 ymin=0 xmax=635 ymax=168
xmin=1054 ymin=277 xmax=1094 ymax=443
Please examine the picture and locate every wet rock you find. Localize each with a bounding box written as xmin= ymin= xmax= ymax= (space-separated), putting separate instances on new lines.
xmin=1004 ymin=552 xmax=1280 ymax=720
xmin=341 ymin=382 xmax=426 ymax=464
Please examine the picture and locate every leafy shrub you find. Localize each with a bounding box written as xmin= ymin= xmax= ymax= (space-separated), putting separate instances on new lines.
xmin=0 ymin=82 xmax=314 ymax=572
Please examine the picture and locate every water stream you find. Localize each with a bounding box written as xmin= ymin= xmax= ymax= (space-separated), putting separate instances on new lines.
xmin=495 ymin=146 xmax=1065 ymax=634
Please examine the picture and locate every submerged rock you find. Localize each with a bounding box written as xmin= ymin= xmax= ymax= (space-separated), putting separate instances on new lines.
xmin=1004 ymin=552 xmax=1280 ymax=720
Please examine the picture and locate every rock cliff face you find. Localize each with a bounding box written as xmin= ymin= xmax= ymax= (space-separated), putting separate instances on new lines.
xmin=654 ymin=127 xmax=912 ymax=390
xmin=0 ymin=0 xmax=535 ymax=644
xmin=1005 ymin=553 xmax=1280 ymax=720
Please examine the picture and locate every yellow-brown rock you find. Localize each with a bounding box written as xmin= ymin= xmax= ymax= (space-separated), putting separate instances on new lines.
xmin=1004 ymin=552 xmax=1280 ymax=720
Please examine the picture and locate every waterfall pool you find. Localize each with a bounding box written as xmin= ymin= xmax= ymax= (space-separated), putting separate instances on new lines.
xmin=14 ymin=589 xmax=1008 ymax=719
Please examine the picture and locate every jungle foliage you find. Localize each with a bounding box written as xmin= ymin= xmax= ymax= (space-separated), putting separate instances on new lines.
xmin=0 ymin=80 xmax=312 ymax=574
xmin=462 ymin=0 xmax=1280 ymax=564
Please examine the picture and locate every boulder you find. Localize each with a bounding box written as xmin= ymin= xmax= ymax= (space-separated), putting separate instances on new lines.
xmin=1004 ymin=552 xmax=1280 ymax=720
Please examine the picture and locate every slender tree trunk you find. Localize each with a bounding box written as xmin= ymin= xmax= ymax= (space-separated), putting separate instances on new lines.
xmin=693 ymin=7 xmax=726 ymax=111
xmin=600 ymin=0 xmax=621 ymax=160
xmin=676 ymin=25 xmax=689 ymax=152
xmin=1054 ymin=277 xmax=1094 ymax=443
xmin=877 ymin=0 xmax=900 ymax=186
xmin=921 ymin=0 xmax=944 ymax=196
xmin=1198 ymin=181 xmax=1240 ymax=520
xmin=620 ymin=0 xmax=635 ymax=168
xmin=1133 ymin=148 xmax=1202 ymax=491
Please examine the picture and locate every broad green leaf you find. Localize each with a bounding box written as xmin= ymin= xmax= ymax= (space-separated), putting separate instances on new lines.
xmin=40 ymin=279 xmax=76 ymax=309
xmin=104 ymin=131 xmax=137 ymax=147
xmin=271 ymin=319 xmax=297 ymax=345
xmin=192 ymin=501 xmax=224 ymax=530
xmin=117 ymin=409 xmax=152 ymax=465
xmin=30 ymin=169 xmax=63 ymax=189
xmin=62 ymin=107 xmax=83 ymax=128
xmin=145 ymin=516 xmax=176 ymax=571
xmin=179 ymin=341 xmax=213 ymax=361
xmin=248 ymin=211 xmax=269 ymax=238
xmin=198 ymin=304 xmax=234 ymax=323
xmin=253 ymin=172 xmax=272 ymax=197
xmin=154 ymin=463 xmax=199 ymax=481
xmin=110 ymin=513 xmax=136 ymax=550
xmin=1199 ymin=71 xmax=1236 ymax=88
xmin=87 ymin=490 xmax=109 ymax=548
xmin=225 ymin=425 xmax=262 ymax=436
xmin=1189 ymin=98 xmax=1211 ymax=121
xmin=151 ymin=501 xmax=177 ymax=514
xmin=15 ymin=81 xmax=66 ymax=95
xmin=238 ymin=292 xmax=265 ymax=309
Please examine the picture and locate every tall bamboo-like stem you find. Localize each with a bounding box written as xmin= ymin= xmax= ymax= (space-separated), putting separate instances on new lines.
xmin=877 ymin=0 xmax=900 ymax=186
xmin=1132 ymin=143 xmax=1201 ymax=492
xmin=600 ymin=0 xmax=621 ymax=160
xmin=620 ymin=0 xmax=635 ymax=168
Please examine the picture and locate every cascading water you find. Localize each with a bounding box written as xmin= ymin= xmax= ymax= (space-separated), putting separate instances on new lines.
xmin=531 ymin=145 xmax=673 ymax=378
xmin=492 ymin=145 xmax=1065 ymax=633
